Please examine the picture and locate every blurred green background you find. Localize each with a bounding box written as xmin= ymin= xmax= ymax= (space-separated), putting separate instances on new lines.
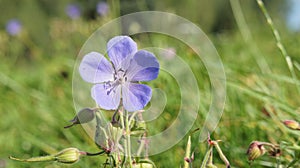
xmin=1 ymin=0 xmax=300 ymax=167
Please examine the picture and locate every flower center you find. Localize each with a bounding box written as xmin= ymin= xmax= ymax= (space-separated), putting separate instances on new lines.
xmin=104 ymin=69 xmax=128 ymax=95
xmin=114 ymin=69 xmax=127 ymax=84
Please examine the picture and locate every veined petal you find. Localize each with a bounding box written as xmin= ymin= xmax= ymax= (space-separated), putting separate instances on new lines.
xmin=92 ymin=84 xmax=121 ymax=110
xmin=122 ymin=83 xmax=152 ymax=112
xmin=79 ymin=52 xmax=114 ymax=83
xmin=127 ymin=50 xmax=159 ymax=82
xmin=107 ymin=36 xmax=137 ymax=70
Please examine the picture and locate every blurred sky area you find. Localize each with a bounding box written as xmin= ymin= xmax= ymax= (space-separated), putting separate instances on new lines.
xmin=287 ymin=0 xmax=300 ymax=31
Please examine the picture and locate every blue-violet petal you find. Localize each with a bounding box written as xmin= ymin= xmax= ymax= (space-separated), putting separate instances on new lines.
xmin=127 ymin=50 xmax=159 ymax=82
xmin=79 ymin=52 xmax=114 ymax=83
xmin=91 ymin=84 xmax=121 ymax=110
xmin=122 ymin=83 xmax=152 ymax=112
xmin=107 ymin=36 xmax=137 ymax=70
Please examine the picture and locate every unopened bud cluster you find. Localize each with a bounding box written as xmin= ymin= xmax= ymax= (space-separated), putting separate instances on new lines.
xmin=246 ymin=141 xmax=280 ymax=162
xmin=246 ymin=141 xmax=266 ymax=161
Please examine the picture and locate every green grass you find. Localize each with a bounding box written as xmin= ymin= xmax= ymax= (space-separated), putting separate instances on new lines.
xmin=1 ymin=1 xmax=300 ymax=168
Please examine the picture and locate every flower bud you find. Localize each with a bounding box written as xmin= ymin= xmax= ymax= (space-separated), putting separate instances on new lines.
xmin=246 ymin=141 xmax=266 ymax=161
xmin=283 ymin=120 xmax=300 ymax=130
xmin=9 ymin=147 xmax=85 ymax=164
xmin=64 ymin=108 xmax=96 ymax=128
xmin=54 ymin=148 xmax=84 ymax=164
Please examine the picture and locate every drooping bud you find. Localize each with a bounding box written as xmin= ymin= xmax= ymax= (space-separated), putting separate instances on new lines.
xmin=246 ymin=141 xmax=266 ymax=161
xmin=283 ymin=120 xmax=300 ymax=130
xmin=64 ymin=108 xmax=97 ymax=128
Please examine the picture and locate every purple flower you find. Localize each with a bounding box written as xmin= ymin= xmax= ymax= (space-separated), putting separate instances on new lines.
xmin=96 ymin=2 xmax=109 ymax=16
xmin=66 ymin=3 xmax=81 ymax=19
xmin=6 ymin=19 xmax=22 ymax=36
xmin=79 ymin=36 xmax=159 ymax=112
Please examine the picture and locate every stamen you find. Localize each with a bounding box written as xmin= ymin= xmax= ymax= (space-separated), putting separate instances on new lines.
xmin=104 ymin=68 xmax=128 ymax=95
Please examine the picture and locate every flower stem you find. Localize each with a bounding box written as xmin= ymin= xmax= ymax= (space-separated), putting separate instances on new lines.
xmin=9 ymin=155 xmax=55 ymax=162
xmin=118 ymin=107 xmax=126 ymax=166
xmin=128 ymin=110 xmax=144 ymax=126
xmin=125 ymin=109 xmax=133 ymax=167
xmin=200 ymin=146 xmax=213 ymax=168
xmin=136 ymin=133 xmax=146 ymax=157
xmin=208 ymin=146 xmax=213 ymax=165
xmin=183 ymin=136 xmax=191 ymax=168
xmin=214 ymin=141 xmax=230 ymax=168
xmin=85 ymin=151 xmax=106 ymax=156
xmin=119 ymin=107 xmax=133 ymax=167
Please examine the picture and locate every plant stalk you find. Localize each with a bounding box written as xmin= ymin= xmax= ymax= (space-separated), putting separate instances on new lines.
xmin=125 ymin=110 xmax=133 ymax=167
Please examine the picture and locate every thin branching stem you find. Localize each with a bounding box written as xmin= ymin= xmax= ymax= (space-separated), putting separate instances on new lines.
xmin=128 ymin=110 xmax=143 ymax=126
